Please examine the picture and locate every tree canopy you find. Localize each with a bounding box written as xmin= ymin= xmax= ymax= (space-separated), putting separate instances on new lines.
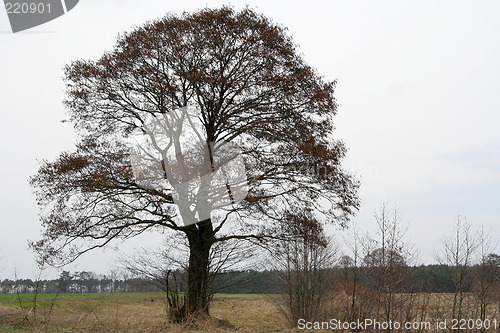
xmin=30 ymin=7 xmax=359 ymax=316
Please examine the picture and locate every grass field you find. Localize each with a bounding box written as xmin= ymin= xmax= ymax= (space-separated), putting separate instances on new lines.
xmin=0 ymin=293 xmax=289 ymax=332
xmin=1 ymin=292 xmax=499 ymax=332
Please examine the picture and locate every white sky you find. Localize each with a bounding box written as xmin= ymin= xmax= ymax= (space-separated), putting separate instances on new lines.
xmin=0 ymin=0 xmax=499 ymax=279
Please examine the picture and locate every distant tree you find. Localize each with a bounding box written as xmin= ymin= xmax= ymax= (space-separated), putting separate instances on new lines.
xmin=29 ymin=7 xmax=359 ymax=320
xmin=107 ymin=269 xmax=120 ymax=293
xmin=1 ymin=279 xmax=15 ymax=293
xmin=484 ymin=253 xmax=500 ymax=282
xmin=58 ymin=271 xmax=73 ymax=293
xmin=364 ymin=248 xmax=408 ymax=286
xmin=74 ymin=271 xmax=100 ymax=293
xmin=409 ymin=264 xmax=454 ymax=293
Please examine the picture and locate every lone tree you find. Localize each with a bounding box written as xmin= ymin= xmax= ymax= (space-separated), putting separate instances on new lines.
xmin=30 ymin=7 xmax=359 ymax=319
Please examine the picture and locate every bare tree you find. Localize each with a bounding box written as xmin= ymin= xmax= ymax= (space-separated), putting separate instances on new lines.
xmin=29 ymin=7 xmax=359 ymax=320
xmin=269 ymin=211 xmax=338 ymax=326
xmin=481 ymin=253 xmax=500 ymax=323
xmin=473 ymin=227 xmax=498 ymax=332
xmin=121 ymin=233 xmax=257 ymax=322
xmin=336 ymin=222 xmax=367 ymax=323
xmin=121 ymin=235 xmax=188 ymax=321
xmin=107 ymin=268 xmax=120 ymax=293
xmin=362 ymin=203 xmax=418 ymax=332
xmin=436 ymin=216 xmax=479 ymax=327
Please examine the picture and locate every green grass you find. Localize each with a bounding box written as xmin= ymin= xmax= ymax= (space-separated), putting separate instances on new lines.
xmin=0 ymin=323 xmax=24 ymax=332
xmin=0 ymin=292 xmax=164 ymax=305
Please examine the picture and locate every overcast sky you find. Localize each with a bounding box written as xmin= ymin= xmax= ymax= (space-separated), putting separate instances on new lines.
xmin=1 ymin=0 xmax=499 ymax=279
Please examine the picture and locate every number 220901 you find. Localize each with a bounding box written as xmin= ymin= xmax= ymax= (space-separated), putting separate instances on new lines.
xmin=5 ymin=2 xmax=52 ymax=14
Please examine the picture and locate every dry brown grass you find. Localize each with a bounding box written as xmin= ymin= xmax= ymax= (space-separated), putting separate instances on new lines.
xmin=0 ymin=292 xmax=498 ymax=332
xmin=0 ymin=293 xmax=293 ymax=332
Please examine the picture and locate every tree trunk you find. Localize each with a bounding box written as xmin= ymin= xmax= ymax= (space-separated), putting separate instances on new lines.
xmin=184 ymin=220 xmax=214 ymax=317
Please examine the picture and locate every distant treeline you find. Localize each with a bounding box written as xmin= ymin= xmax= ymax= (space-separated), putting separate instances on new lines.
xmin=0 ymin=264 xmax=477 ymax=295
xmin=213 ymin=264 xmax=458 ymax=294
